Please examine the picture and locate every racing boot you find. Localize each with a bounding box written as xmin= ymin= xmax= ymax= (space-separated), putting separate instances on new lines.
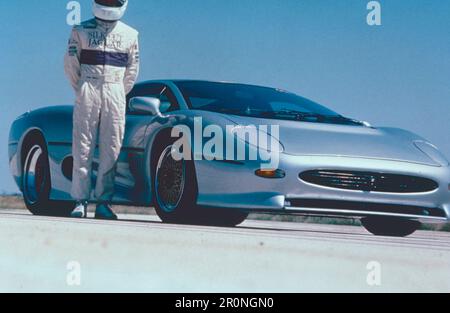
xmin=95 ymin=203 xmax=118 ymax=220
xmin=71 ymin=201 xmax=88 ymax=218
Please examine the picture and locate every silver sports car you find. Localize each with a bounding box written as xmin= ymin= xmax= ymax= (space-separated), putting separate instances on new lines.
xmin=8 ymin=80 xmax=450 ymax=236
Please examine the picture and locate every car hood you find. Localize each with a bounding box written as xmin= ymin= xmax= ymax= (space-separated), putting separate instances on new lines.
xmin=220 ymin=114 xmax=438 ymax=166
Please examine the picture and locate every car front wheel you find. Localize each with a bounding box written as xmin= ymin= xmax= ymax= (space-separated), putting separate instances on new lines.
xmin=153 ymin=143 xmax=248 ymax=227
xmin=361 ymin=217 xmax=421 ymax=237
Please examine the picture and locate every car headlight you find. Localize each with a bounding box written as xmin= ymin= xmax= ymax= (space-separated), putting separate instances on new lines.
xmin=414 ymin=141 xmax=449 ymax=166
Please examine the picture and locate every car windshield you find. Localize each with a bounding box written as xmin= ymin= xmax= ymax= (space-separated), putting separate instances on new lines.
xmin=175 ymin=81 xmax=362 ymax=125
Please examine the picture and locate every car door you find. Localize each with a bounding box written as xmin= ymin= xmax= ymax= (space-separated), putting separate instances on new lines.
xmin=112 ymin=83 xmax=180 ymax=204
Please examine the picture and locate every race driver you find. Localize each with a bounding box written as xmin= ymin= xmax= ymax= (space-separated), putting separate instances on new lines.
xmin=64 ymin=0 xmax=140 ymax=220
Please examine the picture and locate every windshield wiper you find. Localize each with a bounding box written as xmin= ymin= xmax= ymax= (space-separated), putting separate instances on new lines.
xmin=201 ymin=107 xmax=364 ymax=125
xmin=326 ymin=115 xmax=365 ymax=125
xmin=203 ymin=107 xmax=244 ymax=115
xmin=259 ymin=110 xmax=364 ymax=125
xmin=259 ymin=110 xmax=327 ymax=120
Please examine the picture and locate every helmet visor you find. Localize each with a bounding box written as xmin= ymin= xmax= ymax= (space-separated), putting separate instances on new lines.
xmin=95 ymin=0 xmax=126 ymax=7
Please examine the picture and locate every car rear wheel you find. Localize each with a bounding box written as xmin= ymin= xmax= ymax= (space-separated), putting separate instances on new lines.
xmin=361 ymin=217 xmax=421 ymax=237
xmin=153 ymin=142 xmax=248 ymax=227
xmin=22 ymin=137 xmax=74 ymax=217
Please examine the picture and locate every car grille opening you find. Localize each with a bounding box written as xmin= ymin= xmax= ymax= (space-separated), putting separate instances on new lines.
xmin=286 ymin=199 xmax=446 ymax=218
xmin=299 ymin=170 xmax=438 ymax=193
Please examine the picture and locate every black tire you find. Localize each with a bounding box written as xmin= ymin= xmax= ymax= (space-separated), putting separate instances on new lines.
xmin=152 ymin=141 xmax=248 ymax=227
xmin=361 ymin=217 xmax=421 ymax=237
xmin=197 ymin=208 xmax=249 ymax=227
xmin=152 ymin=142 xmax=198 ymax=224
xmin=22 ymin=135 xmax=75 ymax=217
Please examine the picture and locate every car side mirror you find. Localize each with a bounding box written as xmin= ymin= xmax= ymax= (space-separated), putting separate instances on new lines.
xmin=129 ymin=97 xmax=163 ymax=116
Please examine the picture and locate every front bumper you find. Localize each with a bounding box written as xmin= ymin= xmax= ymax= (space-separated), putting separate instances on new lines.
xmin=283 ymin=199 xmax=448 ymax=224
xmin=195 ymin=154 xmax=450 ymax=223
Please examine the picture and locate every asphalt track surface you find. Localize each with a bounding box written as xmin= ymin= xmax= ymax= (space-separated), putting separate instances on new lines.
xmin=0 ymin=208 xmax=449 ymax=293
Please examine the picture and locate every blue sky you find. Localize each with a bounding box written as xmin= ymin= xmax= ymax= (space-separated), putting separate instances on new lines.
xmin=0 ymin=0 xmax=449 ymax=193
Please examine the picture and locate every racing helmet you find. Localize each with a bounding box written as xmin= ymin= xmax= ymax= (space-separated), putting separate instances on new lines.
xmin=93 ymin=0 xmax=128 ymax=22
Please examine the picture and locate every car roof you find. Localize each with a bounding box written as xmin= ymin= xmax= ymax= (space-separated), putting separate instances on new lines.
xmin=134 ymin=79 xmax=284 ymax=91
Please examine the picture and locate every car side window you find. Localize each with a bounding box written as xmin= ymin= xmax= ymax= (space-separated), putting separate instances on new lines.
xmin=127 ymin=83 xmax=180 ymax=115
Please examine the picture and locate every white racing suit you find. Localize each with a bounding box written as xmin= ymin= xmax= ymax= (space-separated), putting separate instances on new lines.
xmin=64 ymin=18 xmax=139 ymax=202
